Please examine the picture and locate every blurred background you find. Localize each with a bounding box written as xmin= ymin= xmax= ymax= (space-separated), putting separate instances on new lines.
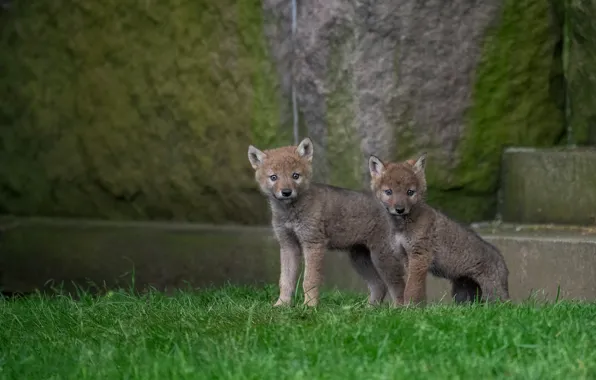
xmin=0 ymin=0 xmax=595 ymax=301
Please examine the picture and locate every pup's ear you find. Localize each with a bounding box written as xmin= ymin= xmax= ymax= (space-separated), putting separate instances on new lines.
xmin=248 ymin=145 xmax=266 ymax=169
xmin=412 ymin=152 xmax=427 ymax=174
xmin=368 ymin=155 xmax=386 ymax=178
xmin=296 ymin=137 xmax=314 ymax=162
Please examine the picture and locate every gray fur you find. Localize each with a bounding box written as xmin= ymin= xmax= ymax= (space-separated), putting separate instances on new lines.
xmin=369 ymin=154 xmax=510 ymax=304
xmin=249 ymin=138 xmax=406 ymax=307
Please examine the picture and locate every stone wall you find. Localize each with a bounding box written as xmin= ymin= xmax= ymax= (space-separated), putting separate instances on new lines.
xmin=0 ymin=0 xmax=569 ymax=224
xmin=0 ymin=0 xmax=285 ymax=225
xmin=264 ymin=0 xmax=566 ymax=221
xmin=565 ymin=0 xmax=596 ymax=145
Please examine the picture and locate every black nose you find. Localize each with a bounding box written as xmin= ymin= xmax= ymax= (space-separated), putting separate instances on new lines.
xmin=395 ymin=208 xmax=405 ymax=214
xmin=281 ymin=189 xmax=293 ymax=197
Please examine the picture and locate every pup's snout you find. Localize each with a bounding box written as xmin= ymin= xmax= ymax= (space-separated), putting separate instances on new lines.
xmin=395 ymin=207 xmax=405 ymax=215
xmin=280 ymin=188 xmax=293 ymax=198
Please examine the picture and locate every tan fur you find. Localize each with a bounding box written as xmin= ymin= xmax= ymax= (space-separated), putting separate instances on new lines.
xmin=248 ymin=138 xmax=407 ymax=307
xmin=369 ymin=154 xmax=510 ymax=305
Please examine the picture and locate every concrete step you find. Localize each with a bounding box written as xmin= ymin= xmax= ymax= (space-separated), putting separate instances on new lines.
xmin=1 ymin=217 xmax=595 ymax=303
xmin=499 ymin=147 xmax=596 ymax=225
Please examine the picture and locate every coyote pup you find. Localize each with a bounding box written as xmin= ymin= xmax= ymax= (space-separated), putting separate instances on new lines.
xmin=248 ymin=138 xmax=406 ymax=307
xmin=368 ymin=153 xmax=510 ymax=304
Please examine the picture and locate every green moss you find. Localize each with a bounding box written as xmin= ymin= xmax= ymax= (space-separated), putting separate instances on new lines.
xmin=453 ymin=0 xmax=565 ymax=210
xmin=390 ymin=106 xmax=419 ymax=163
xmin=565 ymin=0 xmax=596 ymax=145
xmin=237 ymin=0 xmax=289 ymax=147
xmin=0 ymin=0 xmax=282 ymax=224
xmin=388 ymin=97 xmax=489 ymax=222
xmin=0 ymin=0 xmax=573 ymax=225
xmin=326 ymin=41 xmax=361 ymax=190
xmin=385 ymin=0 xmax=566 ymax=223
xmin=426 ymin=189 xmax=496 ymax=223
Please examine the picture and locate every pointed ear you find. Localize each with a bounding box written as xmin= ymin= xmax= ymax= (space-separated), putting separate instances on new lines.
xmin=369 ymin=155 xmax=386 ymax=178
xmin=248 ymin=145 xmax=266 ymax=169
xmin=412 ymin=152 xmax=427 ymax=174
xmin=296 ymin=137 xmax=314 ymax=162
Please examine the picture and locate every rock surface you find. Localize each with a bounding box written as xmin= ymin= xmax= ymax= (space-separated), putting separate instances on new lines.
xmin=2 ymin=217 xmax=596 ymax=302
xmin=566 ymin=0 xmax=596 ymax=145
xmin=263 ymin=0 xmax=565 ymax=221
xmin=0 ymin=0 xmax=568 ymax=223
xmin=0 ymin=0 xmax=284 ymax=224
xmin=500 ymin=147 xmax=596 ymax=225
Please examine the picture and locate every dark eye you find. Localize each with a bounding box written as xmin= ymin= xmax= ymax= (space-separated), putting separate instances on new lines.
xmin=292 ymin=173 xmax=300 ymax=180
xmin=407 ymin=189 xmax=415 ymax=196
xmin=270 ymin=175 xmax=278 ymax=181
xmin=384 ymin=189 xmax=392 ymax=196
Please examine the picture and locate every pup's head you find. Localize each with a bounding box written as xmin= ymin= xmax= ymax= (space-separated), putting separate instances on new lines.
xmin=368 ymin=153 xmax=427 ymax=217
xmin=247 ymin=137 xmax=314 ymax=203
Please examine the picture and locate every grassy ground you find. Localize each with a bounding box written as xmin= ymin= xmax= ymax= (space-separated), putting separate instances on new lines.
xmin=1 ymin=285 xmax=595 ymax=379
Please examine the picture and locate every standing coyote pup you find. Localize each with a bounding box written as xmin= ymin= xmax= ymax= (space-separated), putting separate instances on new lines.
xmin=248 ymin=138 xmax=406 ymax=307
xmin=368 ymin=153 xmax=510 ymax=304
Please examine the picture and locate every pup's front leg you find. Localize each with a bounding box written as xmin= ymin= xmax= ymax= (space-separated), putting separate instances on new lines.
xmin=404 ymin=246 xmax=431 ymax=306
xmin=302 ymin=243 xmax=326 ymax=307
xmin=370 ymin=248 xmax=406 ymax=307
xmin=348 ymin=246 xmax=387 ymax=306
xmin=274 ymin=232 xmax=302 ymax=307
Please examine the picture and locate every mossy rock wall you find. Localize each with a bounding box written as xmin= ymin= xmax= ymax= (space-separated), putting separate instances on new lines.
xmin=264 ymin=0 xmax=565 ymax=222
xmin=1 ymin=0 xmax=568 ymax=224
xmin=565 ymin=0 xmax=596 ymax=145
xmin=456 ymin=0 xmax=566 ymax=220
xmin=0 ymin=0 xmax=288 ymax=224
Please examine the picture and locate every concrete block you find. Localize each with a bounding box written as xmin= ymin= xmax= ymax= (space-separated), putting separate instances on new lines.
xmin=1 ymin=217 xmax=595 ymax=303
xmin=500 ymin=147 xmax=596 ymax=225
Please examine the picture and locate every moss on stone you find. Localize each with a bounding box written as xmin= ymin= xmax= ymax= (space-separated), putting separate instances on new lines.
xmin=426 ymin=190 xmax=496 ymax=223
xmin=453 ymin=0 xmax=565 ymax=209
xmin=325 ymin=41 xmax=361 ymax=190
xmin=385 ymin=0 xmax=566 ymax=223
xmin=237 ymin=0 xmax=290 ymax=148
xmin=565 ymin=0 xmax=596 ymax=145
xmin=0 ymin=0 xmax=283 ymax=224
xmin=458 ymin=0 xmax=565 ymax=193
xmin=0 ymin=0 xmax=573 ymax=226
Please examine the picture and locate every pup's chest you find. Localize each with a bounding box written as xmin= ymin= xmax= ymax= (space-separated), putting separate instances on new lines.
xmin=394 ymin=233 xmax=413 ymax=252
xmin=274 ymin=215 xmax=308 ymax=238
xmin=273 ymin=209 xmax=320 ymax=242
xmin=285 ymin=220 xmax=314 ymax=239
xmin=273 ymin=208 xmax=302 ymax=228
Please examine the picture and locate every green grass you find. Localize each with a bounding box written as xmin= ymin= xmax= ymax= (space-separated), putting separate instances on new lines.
xmin=1 ymin=286 xmax=595 ymax=379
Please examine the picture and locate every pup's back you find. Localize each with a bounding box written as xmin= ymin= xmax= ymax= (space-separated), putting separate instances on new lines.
xmin=425 ymin=208 xmax=509 ymax=289
xmin=297 ymin=183 xmax=393 ymax=251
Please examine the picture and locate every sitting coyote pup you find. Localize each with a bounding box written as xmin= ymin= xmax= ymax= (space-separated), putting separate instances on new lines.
xmin=368 ymin=153 xmax=510 ymax=304
xmin=248 ymin=138 xmax=406 ymax=307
